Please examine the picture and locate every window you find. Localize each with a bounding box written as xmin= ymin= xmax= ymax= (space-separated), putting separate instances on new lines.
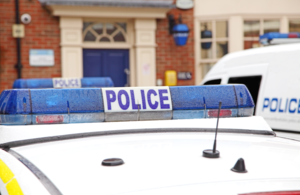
xmin=83 ymin=22 xmax=127 ymax=43
xmin=199 ymin=21 xmax=228 ymax=77
xmin=201 ymin=63 xmax=215 ymax=78
xmin=228 ymin=75 xmax=262 ymax=114
xmin=289 ymin=20 xmax=300 ymax=32
xmin=203 ymin=79 xmax=221 ymax=85
xmin=244 ymin=20 xmax=280 ymax=49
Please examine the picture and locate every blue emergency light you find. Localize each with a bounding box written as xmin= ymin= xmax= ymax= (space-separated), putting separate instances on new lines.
xmin=0 ymin=85 xmax=254 ymax=125
xmin=13 ymin=77 xmax=114 ymax=89
xmin=259 ymin=32 xmax=300 ymax=45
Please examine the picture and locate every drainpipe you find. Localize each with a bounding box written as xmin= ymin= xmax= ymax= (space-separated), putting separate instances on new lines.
xmin=15 ymin=0 xmax=22 ymax=78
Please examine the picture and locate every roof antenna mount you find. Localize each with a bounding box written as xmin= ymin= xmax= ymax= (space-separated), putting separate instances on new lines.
xmin=203 ymin=101 xmax=222 ymax=158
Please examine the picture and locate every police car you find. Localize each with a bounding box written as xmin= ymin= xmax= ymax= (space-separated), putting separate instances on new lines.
xmin=0 ymin=85 xmax=299 ymax=195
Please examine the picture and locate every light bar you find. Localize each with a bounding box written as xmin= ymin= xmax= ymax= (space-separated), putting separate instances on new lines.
xmin=12 ymin=77 xmax=114 ymax=89
xmin=0 ymin=85 xmax=254 ymax=125
xmin=259 ymin=32 xmax=300 ymax=45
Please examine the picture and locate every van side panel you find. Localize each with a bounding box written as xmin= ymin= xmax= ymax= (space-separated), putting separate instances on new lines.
xmin=202 ymin=45 xmax=300 ymax=132
xmin=256 ymin=50 xmax=300 ymax=131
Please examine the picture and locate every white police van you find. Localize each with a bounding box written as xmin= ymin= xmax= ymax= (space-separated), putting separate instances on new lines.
xmin=201 ymin=33 xmax=300 ymax=132
xmin=0 ymin=85 xmax=300 ymax=195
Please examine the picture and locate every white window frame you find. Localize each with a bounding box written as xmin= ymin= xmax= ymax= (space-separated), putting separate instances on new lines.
xmin=199 ymin=20 xmax=229 ymax=63
xmin=243 ymin=18 xmax=281 ymax=48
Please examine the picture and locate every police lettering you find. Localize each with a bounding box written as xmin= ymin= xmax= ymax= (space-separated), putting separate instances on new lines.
xmin=263 ymin=97 xmax=300 ymax=114
xmin=53 ymin=78 xmax=81 ymax=88
xmin=105 ymin=89 xmax=171 ymax=111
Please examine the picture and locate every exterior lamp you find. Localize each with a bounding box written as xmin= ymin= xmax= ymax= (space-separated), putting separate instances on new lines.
xmin=168 ymin=15 xmax=189 ymax=46
xmin=201 ymin=25 xmax=212 ymax=49
xmin=173 ymin=24 xmax=189 ymax=46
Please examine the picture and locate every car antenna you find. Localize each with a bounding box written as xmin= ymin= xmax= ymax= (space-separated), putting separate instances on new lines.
xmin=203 ymin=101 xmax=222 ymax=158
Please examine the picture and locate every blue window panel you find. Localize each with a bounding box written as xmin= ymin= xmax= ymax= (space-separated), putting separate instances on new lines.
xmin=13 ymin=79 xmax=53 ymax=89
xmin=81 ymin=77 xmax=114 ymax=87
xmin=0 ymin=89 xmax=31 ymax=114
xmin=30 ymin=88 xmax=104 ymax=114
xmin=83 ymin=49 xmax=103 ymax=77
xmin=233 ymin=84 xmax=255 ymax=108
xmin=170 ymin=85 xmax=238 ymax=110
xmin=173 ymin=110 xmax=205 ymax=119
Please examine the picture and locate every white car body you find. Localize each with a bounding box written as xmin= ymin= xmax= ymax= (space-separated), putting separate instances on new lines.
xmin=0 ymin=117 xmax=300 ymax=195
xmin=201 ymin=43 xmax=300 ymax=132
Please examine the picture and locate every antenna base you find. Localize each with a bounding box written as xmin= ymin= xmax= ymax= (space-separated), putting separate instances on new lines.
xmin=203 ymin=149 xmax=220 ymax=158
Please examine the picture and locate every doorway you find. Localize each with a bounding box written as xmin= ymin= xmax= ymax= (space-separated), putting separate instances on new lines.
xmin=83 ymin=49 xmax=129 ymax=87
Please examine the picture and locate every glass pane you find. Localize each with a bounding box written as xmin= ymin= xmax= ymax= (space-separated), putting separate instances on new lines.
xmin=113 ymin=32 xmax=125 ymax=42
xmin=84 ymin=31 xmax=96 ymax=42
xmin=263 ymin=20 xmax=280 ymax=34
xmin=117 ymin=23 xmax=127 ymax=32
xmin=289 ymin=20 xmax=300 ymax=32
xmin=201 ymin=63 xmax=215 ymax=77
xmin=216 ymin=21 xmax=228 ymax=38
xmin=244 ymin=40 xmax=260 ymax=49
xmin=216 ymin=41 xmax=228 ymax=58
xmin=83 ymin=22 xmax=92 ymax=32
xmin=100 ymin=37 xmax=110 ymax=42
xmin=244 ymin=20 xmax=260 ymax=37
xmin=201 ymin=43 xmax=213 ymax=59
xmin=92 ymin=23 xmax=103 ymax=35
xmin=106 ymin=23 xmax=117 ymax=35
xmin=200 ymin=22 xmax=212 ymax=39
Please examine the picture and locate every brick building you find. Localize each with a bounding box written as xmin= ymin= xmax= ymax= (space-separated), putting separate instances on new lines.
xmin=1 ymin=0 xmax=300 ymax=92
xmin=0 ymin=0 xmax=61 ymax=91
xmin=0 ymin=0 xmax=195 ymax=92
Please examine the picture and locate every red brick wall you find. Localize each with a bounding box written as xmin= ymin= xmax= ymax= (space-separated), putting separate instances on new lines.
xmin=0 ymin=0 xmax=61 ymax=92
xmin=156 ymin=7 xmax=194 ymax=86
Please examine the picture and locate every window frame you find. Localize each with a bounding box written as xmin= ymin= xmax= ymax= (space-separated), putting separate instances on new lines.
xmin=243 ymin=18 xmax=281 ymax=49
xmin=199 ymin=20 xmax=229 ymax=78
xmin=83 ymin=22 xmax=128 ymax=43
xmin=199 ymin=20 xmax=229 ymax=63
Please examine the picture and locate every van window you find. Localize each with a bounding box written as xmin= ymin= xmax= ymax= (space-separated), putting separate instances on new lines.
xmin=203 ymin=79 xmax=221 ymax=85
xmin=228 ymin=75 xmax=262 ymax=114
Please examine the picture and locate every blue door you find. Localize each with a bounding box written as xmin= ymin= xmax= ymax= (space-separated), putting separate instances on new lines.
xmin=83 ymin=49 xmax=129 ymax=87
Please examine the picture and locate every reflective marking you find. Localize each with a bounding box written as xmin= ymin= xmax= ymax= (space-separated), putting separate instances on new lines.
xmin=6 ymin=178 xmax=24 ymax=195
xmin=0 ymin=159 xmax=14 ymax=183
xmin=0 ymin=159 xmax=24 ymax=195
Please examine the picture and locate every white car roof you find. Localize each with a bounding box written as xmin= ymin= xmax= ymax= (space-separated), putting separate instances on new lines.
xmin=1 ymin=117 xmax=300 ymax=195
xmin=0 ymin=86 xmax=299 ymax=195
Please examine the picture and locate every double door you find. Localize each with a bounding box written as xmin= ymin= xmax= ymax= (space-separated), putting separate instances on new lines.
xmin=83 ymin=49 xmax=129 ymax=87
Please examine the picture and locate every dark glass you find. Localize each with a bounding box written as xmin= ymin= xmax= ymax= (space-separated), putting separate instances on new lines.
xmin=117 ymin=23 xmax=127 ymax=32
xmin=106 ymin=23 xmax=117 ymax=35
xmin=92 ymin=23 xmax=103 ymax=35
xmin=216 ymin=21 xmax=228 ymax=38
xmin=100 ymin=37 xmax=110 ymax=42
xmin=228 ymin=75 xmax=262 ymax=114
xmin=84 ymin=31 xmax=96 ymax=41
xmin=204 ymin=79 xmax=221 ymax=85
xmin=263 ymin=20 xmax=280 ymax=34
xmin=244 ymin=40 xmax=260 ymax=49
xmin=216 ymin=41 xmax=228 ymax=58
xmin=244 ymin=20 xmax=260 ymax=37
xmin=289 ymin=20 xmax=300 ymax=32
xmin=113 ymin=32 xmax=125 ymax=42
xmin=83 ymin=22 xmax=92 ymax=31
